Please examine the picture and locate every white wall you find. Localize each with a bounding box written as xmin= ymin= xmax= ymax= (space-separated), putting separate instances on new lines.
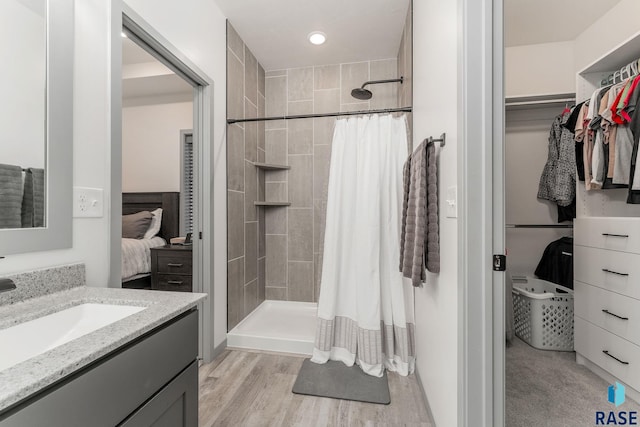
xmin=574 ymin=0 xmax=640 ymax=72
xmin=122 ymin=102 xmax=192 ymax=192
xmin=413 ymin=1 xmax=459 ymax=425
xmin=505 ymin=41 xmax=575 ymax=98
xmin=0 ymin=0 xmax=112 ymax=287
xmin=0 ymin=0 xmax=45 ymax=169
xmin=124 ymin=0 xmax=228 ymax=349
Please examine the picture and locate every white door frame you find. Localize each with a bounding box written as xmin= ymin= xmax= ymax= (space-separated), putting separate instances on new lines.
xmin=109 ymin=2 xmax=217 ymax=362
xmin=458 ymin=0 xmax=505 ymax=425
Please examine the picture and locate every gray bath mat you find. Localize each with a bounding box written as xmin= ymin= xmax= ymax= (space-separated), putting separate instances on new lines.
xmin=292 ymin=359 xmax=390 ymax=405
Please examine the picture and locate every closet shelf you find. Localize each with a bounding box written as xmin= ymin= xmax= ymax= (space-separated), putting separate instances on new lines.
xmin=253 ymin=162 xmax=290 ymax=171
xmin=254 ymin=201 xmax=291 ymax=207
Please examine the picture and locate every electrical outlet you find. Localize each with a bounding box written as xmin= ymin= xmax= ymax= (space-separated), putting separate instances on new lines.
xmin=73 ymin=187 xmax=104 ymax=218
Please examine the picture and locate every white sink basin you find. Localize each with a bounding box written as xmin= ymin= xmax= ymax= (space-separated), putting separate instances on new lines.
xmin=0 ymin=303 xmax=145 ymax=372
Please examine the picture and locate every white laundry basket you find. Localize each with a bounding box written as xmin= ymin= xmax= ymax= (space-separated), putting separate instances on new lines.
xmin=511 ymin=276 xmax=574 ymax=351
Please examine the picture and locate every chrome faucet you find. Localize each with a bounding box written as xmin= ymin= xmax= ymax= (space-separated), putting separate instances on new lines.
xmin=0 ymin=278 xmax=16 ymax=293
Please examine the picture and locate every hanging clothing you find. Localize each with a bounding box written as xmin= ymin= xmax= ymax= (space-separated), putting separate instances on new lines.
xmin=535 ymin=237 xmax=574 ymax=290
xmin=312 ymin=114 xmax=416 ymax=377
xmin=537 ymin=113 xmax=576 ymax=207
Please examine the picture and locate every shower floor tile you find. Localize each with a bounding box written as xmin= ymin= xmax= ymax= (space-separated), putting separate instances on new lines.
xmin=227 ymin=300 xmax=317 ymax=355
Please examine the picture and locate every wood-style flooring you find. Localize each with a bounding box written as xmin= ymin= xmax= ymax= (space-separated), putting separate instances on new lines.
xmin=198 ymin=350 xmax=433 ymax=427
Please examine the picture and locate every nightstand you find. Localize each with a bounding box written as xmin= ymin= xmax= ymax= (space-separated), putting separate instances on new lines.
xmin=150 ymin=245 xmax=193 ymax=292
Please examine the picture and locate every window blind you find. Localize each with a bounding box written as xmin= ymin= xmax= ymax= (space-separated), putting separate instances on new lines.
xmin=182 ymin=133 xmax=194 ymax=235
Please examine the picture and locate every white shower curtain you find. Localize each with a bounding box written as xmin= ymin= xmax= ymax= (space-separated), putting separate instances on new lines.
xmin=311 ymin=114 xmax=416 ymax=377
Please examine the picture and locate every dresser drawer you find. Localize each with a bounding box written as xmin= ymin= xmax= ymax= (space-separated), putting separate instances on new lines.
xmin=574 ymin=245 xmax=640 ymax=299
xmin=153 ymin=274 xmax=193 ymax=292
xmin=575 ymin=281 xmax=640 ymax=346
xmin=575 ymin=317 xmax=640 ymax=391
xmin=575 ymin=217 xmax=640 ymax=254
xmin=155 ymin=253 xmax=192 ymax=274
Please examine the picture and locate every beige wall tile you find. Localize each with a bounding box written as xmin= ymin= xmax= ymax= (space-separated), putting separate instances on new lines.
xmin=313 ymin=199 xmax=327 ymax=254
xmin=288 ymin=101 xmax=313 ymax=115
xmin=258 ymin=257 xmax=266 ymax=302
xmin=266 ymin=287 xmax=287 ymax=300
xmin=265 ymin=129 xmax=287 ymax=170
xmin=266 ymin=235 xmax=287 ymax=286
xmin=287 ymin=67 xmax=313 ymax=101
xmin=288 ymin=262 xmax=314 ymax=302
xmin=265 ymin=69 xmax=286 ymax=78
xmin=288 ymin=209 xmax=313 ymax=261
xmin=288 ymin=119 xmax=313 ymax=155
xmin=265 ymin=207 xmax=287 ymax=235
xmin=258 ymin=206 xmax=266 ymax=258
xmin=313 ymin=145 xmax=331 ymax=201
xmin=266 ymin=182 xmax=287 ymax=201
xmin=258 ymin=95 xmax=265 ymax=150
xmin=244 ymin=279 xmax=258 ymax=316
xmin=227 ymin=124 xmax=245 ymax=192
xmin=314 ymin=89 xmax=340 ymax=114
xmin=245 ymin=100 xmax=258 ymax=162
xmin=227 ymin=49 xmax=244 ymax=120
xmin=288 ymin=156 xmax=313 ymax=208
xmin=370 ymin=59 xmax=399 ymax=109
xmin=314 ymin=253 xmax=323 ymax=302
xmin=340 ymin=62 xmax=369 ymax=105
xmin=245 ymin=161 xmax=258 ymax=222
xmin=245 ymin=223 xmax=258 ymax=284
xmin=226 ymin=23 xmax=244 ymax=64
xmin=227 ymin=257 xmax=244 ymax=330
xmin=313 ymin=117 xmax=335 ymax=146
xmin=265 ymin=76 xmax=287 ymax=118
xmin=314 ymin=64 xmax=340 ymax=90
xmin=340 ymin=102 xmax=369 ymax=112
xmin=227 ymin=191 xmax=245 ymax=260
xmin=245 ymin=47 xmax=258 ymax=106
xmin=258 ymin=64 xmax=266 ymax=97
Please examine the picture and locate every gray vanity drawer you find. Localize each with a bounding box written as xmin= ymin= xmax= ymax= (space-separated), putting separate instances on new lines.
xmin=0 ymin=309 xmax=198 ymax=427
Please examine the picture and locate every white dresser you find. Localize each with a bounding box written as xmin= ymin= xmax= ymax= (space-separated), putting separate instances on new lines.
xmin=574 ymin=217 xmax=640 ymax=400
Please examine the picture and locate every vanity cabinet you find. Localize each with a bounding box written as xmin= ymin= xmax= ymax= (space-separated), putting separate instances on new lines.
xmin=0 ymin=310 xmax=198 ymax=427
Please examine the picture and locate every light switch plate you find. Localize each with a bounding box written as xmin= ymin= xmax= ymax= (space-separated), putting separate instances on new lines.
xmin=73 ymin=187 xmax=104 ymax=218
xmin=445 ymin=186 xmax=457 ymax=218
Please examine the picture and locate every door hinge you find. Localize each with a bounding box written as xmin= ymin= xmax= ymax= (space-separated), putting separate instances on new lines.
xmin=199 ymin=231 xmax=203 ymax=240
xmin=493 ymin=254 xmax=506 ymax=272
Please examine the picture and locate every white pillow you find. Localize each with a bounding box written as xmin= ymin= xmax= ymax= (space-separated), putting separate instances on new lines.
xmin=143 ymin=208 xmax=163 ymax=239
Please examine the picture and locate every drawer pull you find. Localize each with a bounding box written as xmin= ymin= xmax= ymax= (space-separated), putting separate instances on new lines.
xmin=167 ymin=263 xmax=184 ymax=268
xmin=602 ymin=268 xmax=629 ymax=277
xmin=167 ymin=280 xmax=184 ymax=285
xmin=602 ymin=350 xmax=630 ymax=365
xmin=602 ymin=233 xmax=629 ymax=238
xmin=602 ymin=309 xmax=629 ymax=321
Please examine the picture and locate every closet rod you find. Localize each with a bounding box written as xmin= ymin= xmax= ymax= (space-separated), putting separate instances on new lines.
xmin=506 ymin=224 xmax=573 ymax=229
xmin=227 ymin=107 xmax=412 ymax=124
xmin=505 ymin=98 xmax=575 ymax=107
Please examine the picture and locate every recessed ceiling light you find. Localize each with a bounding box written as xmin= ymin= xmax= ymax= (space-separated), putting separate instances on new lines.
xmin=308 ymin=31 xmax=326 ymax=45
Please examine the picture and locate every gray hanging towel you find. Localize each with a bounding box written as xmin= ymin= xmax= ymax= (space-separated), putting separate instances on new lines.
xmin=399 ymin=140 xmax=440 ymax=287
xmin=0 ymin=164 xmax=24 ymax=228
xmin=21 ymin=168 xmax=45 ymax=228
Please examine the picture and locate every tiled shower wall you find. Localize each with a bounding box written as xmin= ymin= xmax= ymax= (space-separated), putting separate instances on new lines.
xmin=264 ymin=59 xmax=401 ymax=302
xmin=397 ymin=2 xmax=413 ymax=123
xmin=226 ymin=22 xmax=267 ymax=331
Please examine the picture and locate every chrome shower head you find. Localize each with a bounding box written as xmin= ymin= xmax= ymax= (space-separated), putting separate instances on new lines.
xmin=350 ymin=76 xmax=404 ymax=100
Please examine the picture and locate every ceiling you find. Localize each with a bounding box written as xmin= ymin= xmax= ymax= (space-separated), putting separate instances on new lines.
xmin=505 ymin=0 xmax=623 ymax=47
xmin=122 ymin=37 xmax=192 ymax=104
xmin=214 ymin=0 xmax=411 ymax=70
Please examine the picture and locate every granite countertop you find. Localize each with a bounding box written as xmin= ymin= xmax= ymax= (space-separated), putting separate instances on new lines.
xmin=0 ymin=286 xmax=206 ymax=412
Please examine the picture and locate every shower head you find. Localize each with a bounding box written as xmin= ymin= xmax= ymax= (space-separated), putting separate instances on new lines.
xmin=351 ymin=87 xmax=373 ymax=100
xmin=350 ymin=76 xmax=404 ymax=100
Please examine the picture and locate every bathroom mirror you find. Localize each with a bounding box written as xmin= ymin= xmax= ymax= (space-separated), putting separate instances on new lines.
xmin=0 ymin=0 xmax=73 ymax=256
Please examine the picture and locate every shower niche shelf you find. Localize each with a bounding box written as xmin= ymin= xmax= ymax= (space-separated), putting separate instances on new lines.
xmin=253 ymin=162 xmax=290 ymax=171
xmin=254 ymin=201 xmax=291 ymax=207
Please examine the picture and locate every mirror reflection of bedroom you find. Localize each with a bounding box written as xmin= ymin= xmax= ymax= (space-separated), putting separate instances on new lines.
xmin=120 ymin=33 xmax=195 ymax=291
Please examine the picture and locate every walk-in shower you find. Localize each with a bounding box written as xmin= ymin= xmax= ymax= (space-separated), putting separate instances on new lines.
xmin=350 ymin=76 xmax=404 ymax=100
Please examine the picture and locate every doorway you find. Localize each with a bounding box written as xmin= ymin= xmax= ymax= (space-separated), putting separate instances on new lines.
xmin=109 ymin=4 xmax=217 ymax=362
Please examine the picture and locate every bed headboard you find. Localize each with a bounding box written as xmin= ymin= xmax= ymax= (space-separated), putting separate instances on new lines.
xmin=122 ymin=192 xmax=180 ymax=241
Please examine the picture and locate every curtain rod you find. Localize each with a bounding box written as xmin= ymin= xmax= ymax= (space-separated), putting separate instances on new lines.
xmin=227 ymin=107 xmax=412 ymax=124
xmin=506 ymin=224 xmax=573 ymax=229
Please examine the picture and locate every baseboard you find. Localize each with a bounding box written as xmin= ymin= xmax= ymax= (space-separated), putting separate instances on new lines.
xmin=212 ymin=338 xmax=227 ymax=360
xmin=414 ymin=365 xmax=437 ymax=426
